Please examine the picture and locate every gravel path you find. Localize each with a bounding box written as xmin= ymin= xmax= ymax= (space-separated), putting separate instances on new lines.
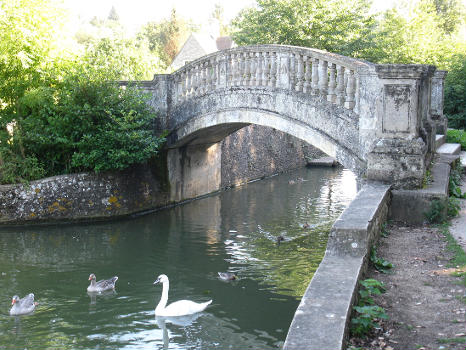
xmin=348 ymin=177 xmax=466 ymax=350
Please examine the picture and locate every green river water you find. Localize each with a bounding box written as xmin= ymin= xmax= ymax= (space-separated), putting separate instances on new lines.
xmin=0 ymin=166 xmax=356 ymax=349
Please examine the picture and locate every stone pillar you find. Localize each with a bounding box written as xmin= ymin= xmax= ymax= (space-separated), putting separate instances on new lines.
xmin=430 ymin=70 xmax=448 ymax=134
xmin=167 ymin=143 xmax=222 ymax=202
xmin=365 ymin=64 xmax=436 ymax=189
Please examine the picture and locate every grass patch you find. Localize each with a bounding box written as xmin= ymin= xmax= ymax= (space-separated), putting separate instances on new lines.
xmin=438 ymin=223 xmax=466 ymax=297
xmin=437 ymin=337 xmax=466 ymax=344
xmin=439 ymin=223 xmax=466 ymax=267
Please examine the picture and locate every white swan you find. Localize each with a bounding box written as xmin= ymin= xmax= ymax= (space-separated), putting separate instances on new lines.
xmin=153 ymin=274 xmax=212 ymax=317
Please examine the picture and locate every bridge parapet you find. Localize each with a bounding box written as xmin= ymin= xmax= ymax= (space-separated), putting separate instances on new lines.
xmin=171 ymin=45 xmax=374 ymax=115
xmin=126 ymin=45 xmax=445 ymax=189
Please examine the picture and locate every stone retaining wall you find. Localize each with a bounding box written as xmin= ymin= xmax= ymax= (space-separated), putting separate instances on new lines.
xmin=284 ymin=182 xmax=391 ymax=350
xmin=0 ymin=162 xmax=170 ymax=225
xmin=221 ymin=124 xmax=324 ymax=188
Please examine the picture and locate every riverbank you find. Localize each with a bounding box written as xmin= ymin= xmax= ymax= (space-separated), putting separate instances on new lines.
xmin=348 ymin=177 xmax=466 ymax=350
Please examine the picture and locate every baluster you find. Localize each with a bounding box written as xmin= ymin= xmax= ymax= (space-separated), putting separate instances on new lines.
xmin=289 ymin=54 xmax=296 ymax=90
xmin=227 ymin=54 xmax=233 ymax=87
xmin=205 ymin=61 xmax=210 ymax=92
xmin=191 ymin=65 xmax=197 ymax=96
xmin=311 ymin=58 xmax=319 ymax=95
xmin=215 ymin=55 xmax=221 ymax=88
xmin=236 ymin=54 xmax=242 ymax=86
xmin=269 ymin=52 xmax=277 ymax=88
xmin=249 ymin=52 xmax=256 ymax=86
xmin=199 ymin=62 xmax=206 ymax=95
xmin=327 ymin=63 xmax=336 ymax=103
xmin=256 ymin=52 xmax=262 ymax=86
xmin=319 ymin=60 xmax=328 ymax=99
xmin=303 ymin=56 xmax=311 ymax=93
xmin=296 ymin=54 xmax=304 ymax=92
xmin=174 ymin=74 xmax=180 ymax=103
xmin=354 ymin=74 xmax=360 ymax=113
xmin=186 ymin=68 xmax=192 ymax=97
xmin=230 ymin=54 xmax=237 ymax=86
xmin=179 ymin=71 xmax=185 ymax=100
xmin=212 ymin=57 xmax=219 ymax=89
xmin=335 ymin=65 xmax=345 ymax=105
xmin=241 ymin=52 xmax=249 ymax=86
xmin=344 ymin=69 xmax=356 ymax=110
xmin=262 ymin=52 xmax=269 ymax=87
xmin=205 ymin=60 xmax=212 ymax=92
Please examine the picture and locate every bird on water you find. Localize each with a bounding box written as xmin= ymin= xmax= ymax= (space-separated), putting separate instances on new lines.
xmin=153 ymin=274 xmax=212 ymax=317
xmin=87 ymin=273 xmax=118 ymax=293
xmin=9 ymin=293 xmax=38 ymax=316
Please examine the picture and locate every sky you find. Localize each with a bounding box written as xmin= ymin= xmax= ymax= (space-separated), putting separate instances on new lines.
xmin=63 ymin=0 xmax=466 ymax=35
xmin=63 ymin=0 xmax=256 ymax=34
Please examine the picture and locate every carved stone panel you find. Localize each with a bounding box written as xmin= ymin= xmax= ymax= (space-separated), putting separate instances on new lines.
xmin=382 ymin=84 xmax=412 ymax=133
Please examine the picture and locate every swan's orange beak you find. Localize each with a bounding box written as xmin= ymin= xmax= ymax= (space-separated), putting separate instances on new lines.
xmin=11 ymin=299 xmax=16 ymax=305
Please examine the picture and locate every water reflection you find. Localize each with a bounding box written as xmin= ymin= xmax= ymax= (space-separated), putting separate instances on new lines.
xmin=0 ymin=167 xmax=356 ymax=349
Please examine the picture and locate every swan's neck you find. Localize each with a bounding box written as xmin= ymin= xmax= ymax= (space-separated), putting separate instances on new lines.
xmin=156 ymin=280 xmax=169 ymax=313
xmin=90 ymin=279 xmax=96 ymax=287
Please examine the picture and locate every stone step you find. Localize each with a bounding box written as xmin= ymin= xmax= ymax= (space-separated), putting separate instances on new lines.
xmin=460 ymin=151 xmax=466 ymax=169
xmin=435 ymin=134 xmax=445 ymax=149
xmin=306 ymin=156 xmax=337 ymax=167
xmin=437 ymin=143 xmax=461 ymax=156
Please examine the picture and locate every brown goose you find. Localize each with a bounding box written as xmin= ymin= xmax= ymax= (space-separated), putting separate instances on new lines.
xmin=87 ymin=273 xmax=118 ymax=293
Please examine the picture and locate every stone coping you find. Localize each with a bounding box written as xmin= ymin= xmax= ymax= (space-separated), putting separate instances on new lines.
xmin=283 ymin=182 xmax=391 ymax=350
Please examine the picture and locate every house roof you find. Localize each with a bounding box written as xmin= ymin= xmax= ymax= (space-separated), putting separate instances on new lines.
xmin=170 ymin=33 xmax=235 ymax=71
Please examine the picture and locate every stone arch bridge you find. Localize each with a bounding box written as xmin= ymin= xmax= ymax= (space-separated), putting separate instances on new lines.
xmin=128 ymin=45 xmax=446 ymax=201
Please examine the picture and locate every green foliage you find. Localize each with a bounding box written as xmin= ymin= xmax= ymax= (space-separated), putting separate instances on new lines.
xmin=231 ymin=0 xmax=378 ymax=59
xmin=358 ymin=279 xmax=386 ymax=305
xmin=447 ymin=197 xmax=461 ymax=218
xmin=138 ymin=10 xmax=197 ymax=69
xmin=0 ymin=1 xmax=166 ymax=184
xmin=351 ymin=278 xmax=388 ymax=337
xmin=439 ymin=222 xmax=466 ymax=269
xmin=447 ymin=130 xmax=466 ymax=151
xmin=370 ymin=246 xmax=394 ymax=273
xmin=10 ymin=75 xmax=165 ymax=179
xmin=351 ymin=305 xmax=388 ymax=337
xmin=0 ymin=152 xmax=45 ymax=184
xmin=444 ymin=54 xmax=466 ymax=129
xmin=449 ymin=161 xmax=466 ymax=199
xmin=380 ymin=222 xmax=389 ymax=238
xmin=425 ymin=199 xmax=447 ymax=223
xmin=82 ymin=36 xmax=162 ymax=81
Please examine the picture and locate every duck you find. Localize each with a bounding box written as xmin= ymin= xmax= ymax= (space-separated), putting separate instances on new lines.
xmin=218 ymin=272 xmax=237 ymax=281
xmin=87 ymin=273 xmax=118 ymax=293
xmin=276 ymin=235 xmax=285 ymax=245
xmin=9 ymin=293 xmax=37 ymax=316
xmin=153 ymin=274 xmax=212 ymax=317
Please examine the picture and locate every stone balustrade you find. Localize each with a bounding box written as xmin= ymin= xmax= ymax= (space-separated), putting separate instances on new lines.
xmin=124 ymin=44 xmax=446 ymax=189
xmin=171 ymin=45 xmax=373 ymax=115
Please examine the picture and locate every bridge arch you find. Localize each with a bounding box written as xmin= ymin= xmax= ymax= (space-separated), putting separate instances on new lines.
xmin=135 ymin=44 xmax=441 ymax=190
xmin=167 ymin=96 xmax=365 ymax=174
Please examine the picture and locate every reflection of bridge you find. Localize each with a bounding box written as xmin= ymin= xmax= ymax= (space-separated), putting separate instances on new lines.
xmin=136 ymin=44 xmax=446 ymax=200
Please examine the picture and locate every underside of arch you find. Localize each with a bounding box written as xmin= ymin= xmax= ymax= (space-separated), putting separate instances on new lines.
xmin=167 ymin=109 xmax=366 ymax=174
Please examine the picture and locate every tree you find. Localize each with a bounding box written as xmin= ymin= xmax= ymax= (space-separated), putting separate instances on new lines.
xmin=231 ymin=0 xmax=378 ymax=58
xmin=138 ymin=10 xmax=197 ymax=68
xmin=211 ymin=3 xmax=230 ymax=36
xmin=108 ymin=5 xmax=120 ymax=22
xmin=432 ymin=0 xmax=466 ymax=33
